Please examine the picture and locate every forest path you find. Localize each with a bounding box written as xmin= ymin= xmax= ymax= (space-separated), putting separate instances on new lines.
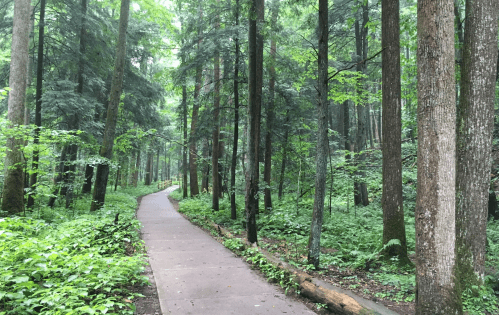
xmin=137 ymin=186 xmax=316 ymax=315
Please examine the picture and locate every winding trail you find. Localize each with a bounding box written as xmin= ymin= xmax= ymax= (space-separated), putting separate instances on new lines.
xmin=137 ymin=187 xmax=316 ymax=315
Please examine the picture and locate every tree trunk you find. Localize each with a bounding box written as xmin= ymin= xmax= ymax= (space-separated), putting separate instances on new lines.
xmin=64 ymin=0 xmax=87 ymax=206
xmin=415 ymin=0 xmax=460 ymax=312
xmin=133 ymin=149 xmax=140 ymax=187
xmin=230 ymin=0 xmax=240 ymax=220
xmin=189 ymin=13 xmax=202 ymax=197
xmin=212 ymin=33 xmax=221 ymax=210
xmin=455 ymin=0 xmax=499 ymax=295
xmin=82 ymin=164 xmax=94 ymax=193
xmin=353 ymin=5 xmax=369 ymax=207
xmin=90 ymin=0 xmax=130 ymax=211
xmin=381 ymin=0 xmax=409 ymax=264
xmin=343 ymin=99 xmax=351 ymax=167
xmin=201 ymin=139 xmax=210 ymax=192
xmin=278 ymin=110 xmax=290 ymax=200
xmin=121 ymin=156 xmax=128 ymax=188
xmin=114 ymin=167 xmax=120 ymax=191
xmin=48 ymin=146 xmax=67 ymax=208
xmin=264 ymin=1 xmax=279 ymax=213
xmin=367 ymin=104 xmax=373 ymax=148
xmin=307 ymin=0 xmax=328 ymax=269
xmin=145 ymin=148 xmax=152 ymax=185
xmin=218 ymin=124 xmax=225 ymax=199
xmin=1 ymin=0 xmax=30 ymax=214
xmin=27 ymin=0 xmax=46 ymax=208
xmin=245 ymin=0 xmax=264 ymax=244
xmin=182 ymin=54 xmax=188 ymax=198
xmin=64 ymin=142 xmax=78 ymax=208
xmin=154 ymin=148 xmax=159 ymax=182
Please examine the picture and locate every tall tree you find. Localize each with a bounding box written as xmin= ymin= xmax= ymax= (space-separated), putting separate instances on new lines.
xmin=307 ymin=0 xmax=328 ymax=269
xmin=182 ymin=54 xmax=188 ymax=198
xmin=189 ymin=9 xmax=203 ymax=197
xmin=456 ymin=0 xmax=499 ymax=294
xmin=201 ymin=139 xmax=210 ymax=192
xmin=245 ymin=0 xmax=264 ymax=244
xmin=145 ymin=147 xmax=153 ymax=185
xmin=415 ymin=0 xmax=460 ymax=312
xmin=381 ymin=0 xmax=409 ymax=263
xmin=65 ymin=0 xmax=88 ymax=208
xmin=90 ymin=0 xmax=130 ymax=211
xmin=212 ymin=0 xmax=221 ymax=211
xmin=353 ymin=3 xmax=369 ymax=207
xmin=1 ymin=0 xmax=31 ymax=215
xmin=230 ymin=0 xmax=240 ymax=219
xmin=278 ymin=110 xmax=290 ymax=200
xmin=263 ymin=0 xmax=279 ymax=213
xmin=27 ymin=0 xmax=47 ymax=208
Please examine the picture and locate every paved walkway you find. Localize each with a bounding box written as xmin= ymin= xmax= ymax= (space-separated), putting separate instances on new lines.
xmin=137 ymin=187 xmax=316 ymax=315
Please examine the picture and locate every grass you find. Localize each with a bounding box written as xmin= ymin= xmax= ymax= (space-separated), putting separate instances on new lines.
xmin=0 ymin=183 xmax=162 ymax=315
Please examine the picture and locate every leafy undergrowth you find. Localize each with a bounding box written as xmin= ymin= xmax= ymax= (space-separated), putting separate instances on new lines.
xmin=172 ymin=189 xmax=499 ymax=315
xmin=0 ymin=184 xmax=162 ymax=315
xmin=224 ymin=238 xmax=300 ymax=294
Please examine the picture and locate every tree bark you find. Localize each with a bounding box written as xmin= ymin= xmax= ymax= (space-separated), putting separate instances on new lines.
xmin=27 ymin=0 xmax=46 ymax=208
xmin=82 ymin=164 xmax=94 ymax=193
xmin=201 ymin=139 xmax=210 ymax=192
xmin=353 ymin=5 xmax=369 ymax=207
xmin=308 ymin=0 xmax=328 ymax=269
xmin=230 ymin=0 xmax=240 ymax=220
xmin=212 ymin=17 xmax=221 ymax=210
xmin=415 ymin=0 xmax=460 ymax=312
xmin=263 ymin=1 xmax=279 ymax=213
xmin=455 ymin=0 xmax=499 ymax=295
xmin=381 ymin=0 xmax=409 ymax=263
xmin=278 ymin=110 xmax=290 ymax=200
xmin=154 ymin=148 xmax=159 ymax=182
xmin=64 ymin=142 xmax=78 ymax=208
xmin=245 ymin=0 xmax=264 ymax=244
xmin=132 ymin=149 xmax=140 ymax=187
xmin=182 ymin=53 xmax=188 ymax=198
xmin=189 ymin=12 xmax=202 ymax=197
xmin=48 ymin=146 xmax=67 ymax=208
xmin=145 ymin=148 xmax=152 ymax=185
xmin=90 ymin=0 xmax=130 ymax=211
xmin=1 ymin=0 xmax=30 ymax=214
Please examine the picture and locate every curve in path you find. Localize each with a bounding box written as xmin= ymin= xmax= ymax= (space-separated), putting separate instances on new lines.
xmin=137 ymin=186 xmax=316 ymax=315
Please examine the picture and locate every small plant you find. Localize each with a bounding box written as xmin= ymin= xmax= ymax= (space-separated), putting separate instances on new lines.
xmin=224 ymin=238 xmax=245 ymax=252
xmin=316 ymin=302 xmax=327 ymax=310
xmin=462 ymin=284 xmax=499 ymax=315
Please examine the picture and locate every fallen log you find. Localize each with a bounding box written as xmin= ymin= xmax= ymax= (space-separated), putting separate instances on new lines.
xmin=299 ymin=278 xmax=365 ymax=315
xmin=208 ymin=221 xmax=390 ymax=315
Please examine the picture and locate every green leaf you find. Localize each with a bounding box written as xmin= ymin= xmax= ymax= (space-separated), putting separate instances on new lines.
xmin=67 ymin=274 xmax=78 ymax=282
xmin=12 ymin=276 xmax=29 ymax=283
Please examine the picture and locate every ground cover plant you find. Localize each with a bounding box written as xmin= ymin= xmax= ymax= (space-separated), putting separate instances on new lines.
xmin=0 ymin=184 xmax=161 ymax=315
xmin=171 ymin=153 xmax=499 ymax=314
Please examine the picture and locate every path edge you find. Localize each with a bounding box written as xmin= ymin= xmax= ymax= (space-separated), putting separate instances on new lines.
xmin=169 ymin=196 xmax=400 ymax=315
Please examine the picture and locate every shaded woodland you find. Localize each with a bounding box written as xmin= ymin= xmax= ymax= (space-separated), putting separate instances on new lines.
xmin=1 ymin=0 xmax=499 ymax=313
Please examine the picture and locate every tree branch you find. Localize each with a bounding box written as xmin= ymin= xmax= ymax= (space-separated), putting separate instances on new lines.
xmin=326 ymin=48 xmax=385 ymax=82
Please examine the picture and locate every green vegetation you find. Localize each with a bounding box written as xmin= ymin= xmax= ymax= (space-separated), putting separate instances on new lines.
xmin=172 ymin=146 xmax=499 ymax=314
xmin=0 ymin=184 xmax=161 ymax=315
